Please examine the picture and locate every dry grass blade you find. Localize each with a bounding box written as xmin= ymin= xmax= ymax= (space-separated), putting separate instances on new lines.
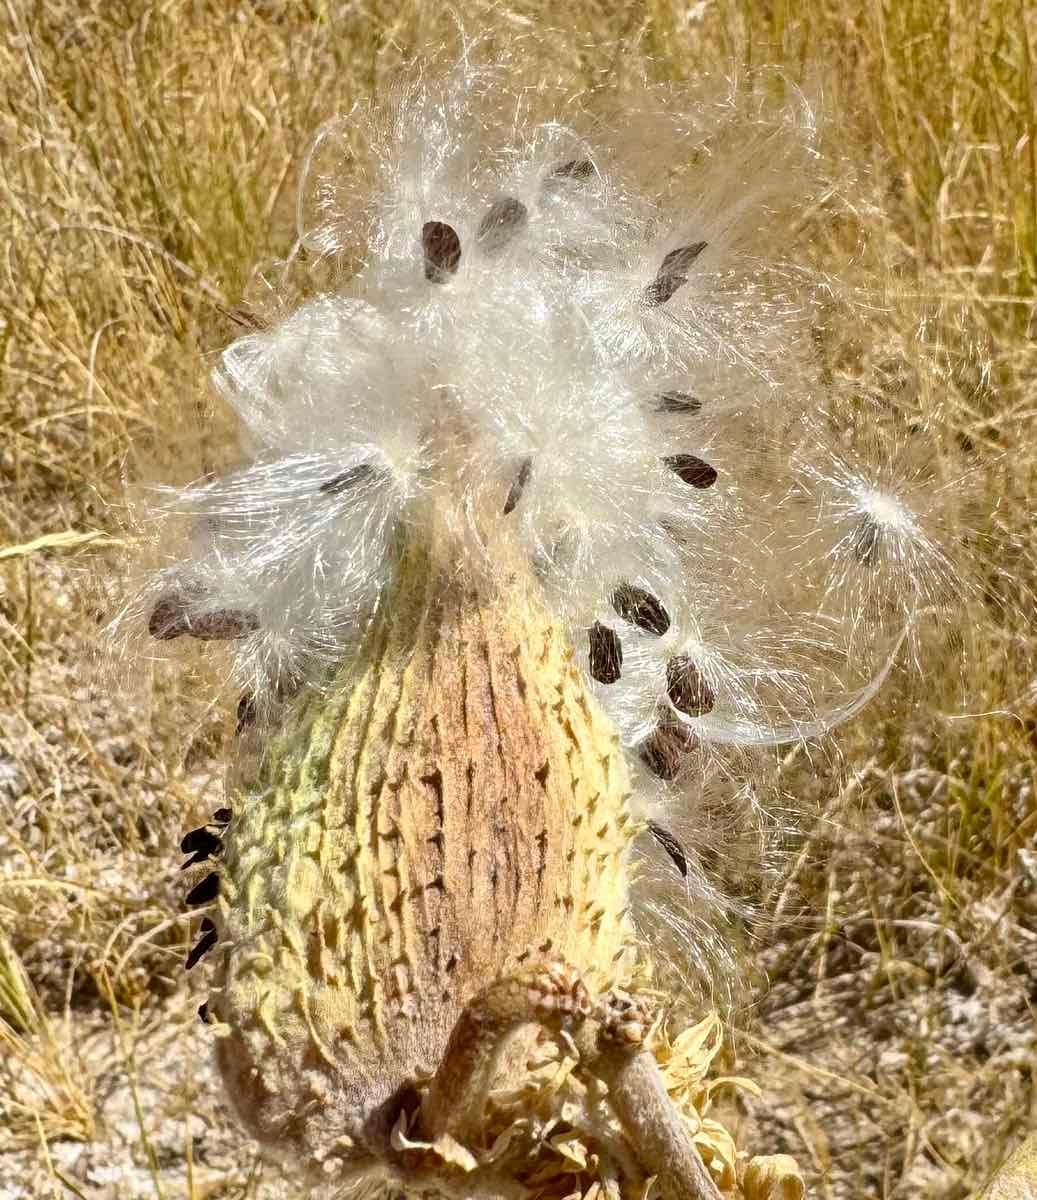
xmin=0 ymin=930 xmax=96 ymax=1149
xmin=0 ymin=530 xmax=122 ymax=562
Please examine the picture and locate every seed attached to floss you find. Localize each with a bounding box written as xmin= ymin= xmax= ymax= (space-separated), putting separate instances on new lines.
xmin=644 ymin=241 xmax=708 ymax=306
xmin=319 ymin=462 xmax=379 ymax=495
xmin=656 ymin=391 xmax=703 ymax=415
xmin=549 ymin=158 xmax=595 ymax=181
xmin=663 ymin=453 xmax=717 ymax=490
xmin=422 ymin=220 xmax=462 ymax=281
xmin=188 ymin=608 xmax=260 ymax=641
xmin=639 ymin=715 xmax=697 ymax=781
xmin=503 ymin=456 xmax=534 ymax=515
xmin=851 ymin=515 xmax=882 ymax=565
xmin=236 ymin=692 xmax=257 ymax=733
xmin=666 ymin=655 xmax=715 ymax=717
xmin=611 ymin=583 xmax=671 ymax=637
xmin=477 ymin=197 xmax=529 ymax=253
xmin=148 ymin=591 xmax=191 ymax=640
xmin=588 ymin=622 xmax=623 ymax=684
xmin=647 ymin=820 xmax=689 ymax=878
xmin=149 ymin=591 xmax=259 ymax=642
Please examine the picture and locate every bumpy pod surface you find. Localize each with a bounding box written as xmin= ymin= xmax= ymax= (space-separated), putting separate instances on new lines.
xmin=111 ymin=55 xmax=966 ymax=1167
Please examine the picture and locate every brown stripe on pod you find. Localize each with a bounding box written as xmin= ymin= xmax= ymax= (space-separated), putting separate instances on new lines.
xmin=610 ymin=583 xmax=670 ymax=637
xmin=647 ymin=820 xmax=689 ymax=878
xmin=503 ymin=456 xmax=533 ymax=515
xmin=588 ymin=622 xmax=623 ymax=684
xmin=850 ymin=516 xmax=881 ymax=565
xmin=666 ymin=655 xmax=715 ymax=717
xmin=663 ymin=453 xmax=717 ymax=490
xmin=319 ymin=462 xmax=380 ymax=495
xmin=639 ymin=715 xmax=697 ymax=781
xmin=187 ymin=608 xmax=260 ymax=641
xmin=185 ymin=917 xmax=218 ymax=969
xmin=422 ymin=221 xmax=462 ymax=282
xmin=185 ymin=872 xmax=220 ymax=906
xmin=477 ymin=197 xmax=528 ymax=253
xmin=655 ymin=391 xmax=702 ymax=415
xmin=644 ymin=241 xmax=708 ymax=306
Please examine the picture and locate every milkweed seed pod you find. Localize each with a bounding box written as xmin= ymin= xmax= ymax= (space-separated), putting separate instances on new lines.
xmin=110 ymin=49 xmax=968 ymax=1198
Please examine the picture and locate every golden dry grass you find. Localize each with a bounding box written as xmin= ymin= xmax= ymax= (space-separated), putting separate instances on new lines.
xmin=1 ymin=1 xmax=1035 ymax=1197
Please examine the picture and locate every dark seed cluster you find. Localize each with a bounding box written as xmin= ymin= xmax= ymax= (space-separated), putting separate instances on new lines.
xmin=180 ymin=807 xmax=230 ymax=972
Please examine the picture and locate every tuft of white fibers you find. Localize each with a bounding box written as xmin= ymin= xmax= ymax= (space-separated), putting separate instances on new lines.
xmin=109 ymin=49 xmax=975 ymax=993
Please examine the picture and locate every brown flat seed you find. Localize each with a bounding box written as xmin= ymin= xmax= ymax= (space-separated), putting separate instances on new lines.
xmin=666 ymin=655 xmax=715 ymax=716
xmin=610 ymin=584 xmax=671 ymax=637
xmin=188 ymin=608 xmax=260 ymax=640
xmin=588 ymin=622 xmax=623 ymax=684
xmin=503 ymin=456 xmax=533 ymax=515
xmin=663 ymin=453 xmax=717 ymax=490
xmin=851 ymin=516 xmax=881 ymax=565
xmin=549 ymin=158 xmax=595 ymax=181
xmin=186 ymin=918 xmax=218 ymax=969
xmin=212 ymin=807 xmax=232 ymax=825
xmin=639 ymin=718 xmax=697 ymax=781
xmin=655 ymin=391 xmax=703 ymax=415
xmin=148 ymin=592 xmax=190 ymax=640
xmin=644 ymin=241 xmax=708 ymax=306
xmin=185 ymin=872 xmax=220 ymax=906
xmin=647 ymin=820 xmax=689 ymax=877
xmin=236 ymin=692 xmax=257 ymax=733
xmin=477 ymin=197 xmax=528 ymax=253
xmin=319 ymin=462 xmax=379 ymax=495
xmin=422 ymin=221 xmax=461 ymax=281
xmin=198 ymin=1001 xmax=211 ymax=1023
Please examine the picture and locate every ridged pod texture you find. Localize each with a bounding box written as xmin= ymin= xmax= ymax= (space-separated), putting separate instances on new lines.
xmin=210 ymin=551 xmax=635 ymax=1169
xmin=110 ymin=48 xmax=975 ymax=1116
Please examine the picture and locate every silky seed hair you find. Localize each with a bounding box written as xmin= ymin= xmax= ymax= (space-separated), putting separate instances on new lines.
xmin=109 ymin=51 xmax=970 ymax=990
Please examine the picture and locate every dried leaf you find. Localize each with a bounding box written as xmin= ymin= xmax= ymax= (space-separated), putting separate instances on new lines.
xmin=742 ymin=1154 xmax=806 ymax=1200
